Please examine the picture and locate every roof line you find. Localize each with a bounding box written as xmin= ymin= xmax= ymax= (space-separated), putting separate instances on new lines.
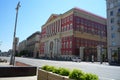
xmin=74 ymin=7 xmax=106 ymax=20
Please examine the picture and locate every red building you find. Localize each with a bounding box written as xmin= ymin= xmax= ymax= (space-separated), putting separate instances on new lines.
xmin=40 ymin=8 xmax=107 ymax=61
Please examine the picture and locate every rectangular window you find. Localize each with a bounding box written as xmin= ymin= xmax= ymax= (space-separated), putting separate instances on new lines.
xmin=110 ymin=11 xmax=113 ymax=16
xmin=64 ymin=18 xmax=66 ymax=24
xmin=111 ymin=33 xmax=115 ymax=39
xmin=70 ymin=15 xmax=73 ymax=21
xmin=110 ymin=3 xmax=114 ymax=8
xmin=70 ymin=41 xmax=72 ymax=48
xmin=70 ymin=23 xmax=73 ymax=29
xmin=118 ymin=2 xmax=120 ymax=6
xmin=118 ymin=8 xmax=120 ymax=12
xmin=112 ymin=41 xmax=116 ymax=46
xmin=81 ymin=19 xmax=83 ymax=24
xmin=67 ymin=24 xmax=69 ymax=30
xmin=67 ymin=17 xmax=69 ymax=22
xmin=62 ymin=19 xmax=64 ymax=24
xmin=111 ymin=26 xmax=114 ymax=30
xmin=111 ymin=18 xmax=114 ymax=23
xmin=64 ymin=26 xmax=66 ymax=31
xmin=62 ymin=27 xmax=63 ymax=32
xmin=76 ymin=17 xmax=79 ymax=24
xmin=67 ymin=42 xmax=68 ymax=48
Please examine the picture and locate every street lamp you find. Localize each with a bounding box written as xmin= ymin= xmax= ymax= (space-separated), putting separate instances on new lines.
xmin=10 ymin=2 xmax=20 ymax=65
xmin=100 ymin=30 xmax=103 ymax=64
xmin=100 ymin=45 xmax=103 ymax=64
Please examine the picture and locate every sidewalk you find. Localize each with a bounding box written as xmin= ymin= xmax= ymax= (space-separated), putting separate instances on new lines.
xmin=0 ymin=76 xmax=37 ymax=80
xmin=0 ymin=62 xmax=12 ymax=67
xmin=84 ymin=61 xmax=109 ymax=66
xmin=0 ymin=62 xmax=37 ymax=80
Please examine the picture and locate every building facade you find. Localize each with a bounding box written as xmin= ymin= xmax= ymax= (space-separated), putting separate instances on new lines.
xmin=40 ymin=8 xmax=107 ymax=61
xmin=106 ymin=0 xmax=120 ymax=64
xmin=18 ymin=40 xmax=27 ymax=53
xmin=26 ymin=31 xmax=40 ymax=58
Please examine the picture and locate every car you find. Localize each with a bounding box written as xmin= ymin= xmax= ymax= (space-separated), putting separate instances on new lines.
xmin=0 ymin=58 xmax=7 ymax=63
xmin=72 ymin=57 xmax=81 ymax=62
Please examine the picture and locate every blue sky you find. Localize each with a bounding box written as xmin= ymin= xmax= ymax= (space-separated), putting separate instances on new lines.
xmin=0 ymin=0 xmax=106 ymax=52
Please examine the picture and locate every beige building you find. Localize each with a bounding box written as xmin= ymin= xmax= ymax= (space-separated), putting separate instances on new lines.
xmin=18 ymin=40 xmax=27 ymax=53
xmin=106 ymin=0 xmax=120 ymax=64
xmin=26 ymin=31 xmax=40 ymax=58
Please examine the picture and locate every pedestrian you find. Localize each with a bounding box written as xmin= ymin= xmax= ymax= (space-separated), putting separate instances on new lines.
xmin=92 ymin=55 xmax=94 ymax=63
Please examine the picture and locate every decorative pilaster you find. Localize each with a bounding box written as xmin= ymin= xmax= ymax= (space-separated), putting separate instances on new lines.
xmin=80 ymin=47 xmax=85 ymax=61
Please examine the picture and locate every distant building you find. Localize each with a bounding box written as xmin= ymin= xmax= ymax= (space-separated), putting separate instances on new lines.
xmin=12 ymin=37 xmax=19 ymax=55
xmin=18 ymin=40 xmax=27 ymax=53
xmin=40 ymin=8 xmax=107 ymax=61
xmin=8 ymin=49 xmax=12 ymax=56
xmin=106 ymin=0 xmax=120 ymax=64
xmin=0 ymin=51 xmax=10 ymax=56
xmin=26 ymin=31 xmax=40 ymax=58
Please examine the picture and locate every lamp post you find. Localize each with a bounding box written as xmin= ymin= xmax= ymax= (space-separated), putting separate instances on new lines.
xmin=100 ymin=30 xmax=103 ymax=64
xmin=10 ymin=2 xmax=20 ymax=65
xmin=0 ymin=41 xmax=2 ymax=46
xmin=100 ymin=46 xmax=103 ymax=64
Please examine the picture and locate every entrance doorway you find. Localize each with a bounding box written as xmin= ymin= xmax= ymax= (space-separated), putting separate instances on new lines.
xmin=83 ymin=47 xmax=97 ymax=61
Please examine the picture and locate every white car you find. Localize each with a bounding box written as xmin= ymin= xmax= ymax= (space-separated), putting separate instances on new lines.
xmin=72 ymin=57 xmax=81 ymax=62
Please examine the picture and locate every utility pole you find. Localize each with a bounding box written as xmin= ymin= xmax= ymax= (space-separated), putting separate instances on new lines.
xmin=10 ymin=2 xmax=20 ymax=65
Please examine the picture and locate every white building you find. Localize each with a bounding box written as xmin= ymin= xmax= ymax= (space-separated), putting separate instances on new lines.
xmin=106 ymin=0 xmax=120 ymax=64
xmin=26 ymin=31 xmax=40 ymax=58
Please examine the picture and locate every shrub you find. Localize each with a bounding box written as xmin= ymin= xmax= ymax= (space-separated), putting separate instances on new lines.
xmin=69 ymin=69 xmax=84 ymax=80
xmin=41 ymin=65 xmax=57 ymax=72
xmin=41 ymin=65 xmax=49 ymax=70
xmin=47 ymin=66 xmax=56 ymax=72
xmin=52 ymin=67 xmax=60 ymax=74
xmin=59 ymin=68 xmax=70 ymax=76
xmin=41 ymin=65 xmax=99 ymax=80
xmin=85 ymin=73 xmax=99 ymax=80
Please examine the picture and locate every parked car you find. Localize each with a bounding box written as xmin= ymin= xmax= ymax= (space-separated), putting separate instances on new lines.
xmin=72 ymin=57 xmax=81 ymax=62
xmin=0 ymin=58 xmax=7 ymax=63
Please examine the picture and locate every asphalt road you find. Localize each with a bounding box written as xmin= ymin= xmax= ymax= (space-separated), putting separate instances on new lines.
xmin=1 ymin=56 xmax=120 ymax=80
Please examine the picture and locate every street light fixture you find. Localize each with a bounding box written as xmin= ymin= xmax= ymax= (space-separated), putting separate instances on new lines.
xmin=10 ymin=2 xmax=20 ymax=65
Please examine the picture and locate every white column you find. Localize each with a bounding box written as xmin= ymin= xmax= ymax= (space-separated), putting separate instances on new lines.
xmin=108 ymin=47 xmax=112 ymax=62
xmin=48 ymin=41 xmax=50 ymax=57
xmin=80 ymin=47 xmax=85 ymax=60
xmin=53 ymin=40 xmax=55 ymax=57
xmin=58 ymin=39 xmax=61 ymax=54
xmin=56 ymin=39 xmax=58 ymax=54
xmin=56 ymin=21 xmax=58 ymax=32
xmin=46 ymin=41 xmax=48 ymax=54
xmin=60 ymin=20 xmax=61 ymax=32
xmin=97 ymin=46 xmax=101 ymax=61
xmin=54 ymin=39 xmax=57 ymax=54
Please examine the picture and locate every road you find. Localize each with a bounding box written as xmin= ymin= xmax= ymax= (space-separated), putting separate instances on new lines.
xmin=0 ymin=56 xmax=120 ymax=80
